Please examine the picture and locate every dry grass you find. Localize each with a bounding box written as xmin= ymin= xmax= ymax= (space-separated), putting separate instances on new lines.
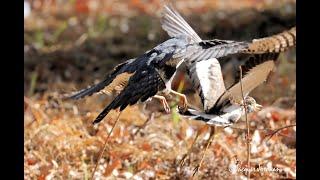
xmin=24 ymin=92 xmax=296 ymax=179
xmin=24 ymin=1 xmax=296 ymax=179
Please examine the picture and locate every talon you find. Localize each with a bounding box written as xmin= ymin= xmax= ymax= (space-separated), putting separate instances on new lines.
xmin=177 ymin=95 xmax=188 ymax=113
xmin=178 ymin=105 xmax=187 ymax=113
xmin=169 ymin=90 xmax=188 ymax=113
xmin=181 ymin=96 xmax=188 ymax=109
xmin=164 ymin=101 xmax=171 ymax=113
xmin=161 ymin=98 xmax=171 ymax=113
xmin=154 ymin=95 xmax=171 ymax=113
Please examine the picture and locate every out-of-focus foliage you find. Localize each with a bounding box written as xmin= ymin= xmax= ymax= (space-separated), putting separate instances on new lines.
xmin=24 ymin=0 xmax=296 ymax=179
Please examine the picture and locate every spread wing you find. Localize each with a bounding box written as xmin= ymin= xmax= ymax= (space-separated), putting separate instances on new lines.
xmin=187 ymin=58 xmax=226 ymax=112
xmin=93 ymin=67 xmax=165 ymax=124
xmin=212 ymin=53 xmax=279 ymax=112
xmin=68 ymin=44 xmax=177 ymax=100
xmin=183 ymin=40 xmax=249 ymax=62
xmin=160 ymin=5 xmax=250 ymax=111
xmin=161 ymin=5 xmax=202 ymax=43
xmin=181 ymin=40 xmax=249 ymax=111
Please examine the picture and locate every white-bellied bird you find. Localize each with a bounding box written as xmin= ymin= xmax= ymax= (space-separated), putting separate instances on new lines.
xmin=161 ymin=5 xmax=296 ymax=171
xmin=161 ymin=5 xmax=296 ymax=126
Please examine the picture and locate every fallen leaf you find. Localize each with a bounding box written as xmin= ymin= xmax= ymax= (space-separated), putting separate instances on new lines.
xmin=27 ymin=158 xmax=37 ymax=166
xmin=271 ymin=112 xmax=281 ymax=121
xmin=141 ymin=142 xmax=152 ymax=152
xmin=104 ymin=159 xmax=121 ymax=177
xmin=138 ymin=160 xmax=151 ymax=170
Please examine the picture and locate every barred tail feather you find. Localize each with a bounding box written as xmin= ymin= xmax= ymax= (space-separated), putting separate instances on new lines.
xmin=246 ymin=26 xmax=296 ymax=53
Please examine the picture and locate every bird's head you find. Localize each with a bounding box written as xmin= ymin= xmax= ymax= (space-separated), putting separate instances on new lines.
xmin=244 ymin=96 xmax=263 ymax=113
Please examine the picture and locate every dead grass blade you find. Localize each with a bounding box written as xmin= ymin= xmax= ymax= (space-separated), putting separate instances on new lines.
xmin=91 ymin=111 xmax=122 ymax=179
xmin=239 ymin=66 xmax=251 ymax=179
xmin=264 ymin=124 xmax=296 ymax=142
xmin=192 ymin=126 xmax=215 ymax=177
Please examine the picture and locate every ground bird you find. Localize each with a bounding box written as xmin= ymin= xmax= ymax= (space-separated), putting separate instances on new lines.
xmin=161 ymin=5 xmax=296 ymax=172
xmin=161 ymin=4 xmax=296 ymax=125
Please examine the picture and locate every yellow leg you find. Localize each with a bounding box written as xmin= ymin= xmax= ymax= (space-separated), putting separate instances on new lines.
xmin=153 ymin=95 xmax=170 ymax=113
xmin=169 ymin=90 xmax=188 ymax=112
xmin=193 ymin=126 xmax=216 ymax=177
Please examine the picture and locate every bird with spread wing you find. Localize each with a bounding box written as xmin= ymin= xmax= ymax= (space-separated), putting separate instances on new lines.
xmin=68 ymin=10 xmax=251 ymax=124
xmin=68 ymin=36 xmax=191 ymax=124
xmin=161 ymin=5 xmax=296 ymax=172
xmin=161 ymin=5 xmax=296 ymax=126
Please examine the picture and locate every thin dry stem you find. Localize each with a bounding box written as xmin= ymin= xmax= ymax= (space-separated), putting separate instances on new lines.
xmin=133 ymin=112 xmax=155 ymax=137
xmin=91 ymin=111 xmax=122 ymax=179
xmin=193 ymin=126 xmax=215 ymax=177
xmin=264 ymin=124 xmax=296 ymax=142
xmin=179 ymin=128 xmax=201 ymax=167
xmin=239 ymin=66 xmax=251 ymax=179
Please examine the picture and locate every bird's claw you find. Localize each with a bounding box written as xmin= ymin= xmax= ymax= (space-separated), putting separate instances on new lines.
xmin=161 ymin=99 xmax=171 ymax=113
xmin=177 ymin=104 xmax=187 ymax=113
xmin=178 ymin=96 xmax=188 ymax=113
xmin=155 ymin=95 xmax=171 ymax=113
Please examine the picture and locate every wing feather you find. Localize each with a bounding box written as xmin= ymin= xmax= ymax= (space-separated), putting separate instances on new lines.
xmin=93 ymin=67 xmax=165 ymax=124
xmin=186 ymin=40 xmax=249 ymax=63
xmin=187 ymin=58 xmax=226 ymax=112
xmin=68 ymin=59 xmax=135 ymax=99
xmin=212 ymin=53 xmax=278 ymax=111
xmin=161 ymin=5 xmax=202 ymax=43
xmin=181 ymin=40 xmax=249 ymax=111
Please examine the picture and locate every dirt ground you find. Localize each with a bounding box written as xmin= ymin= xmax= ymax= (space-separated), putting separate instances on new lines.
xmin=24 ymin=0 xmax=296 ymax=179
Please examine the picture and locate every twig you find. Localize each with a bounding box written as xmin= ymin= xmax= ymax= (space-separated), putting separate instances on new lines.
xmin=91 ymin=111 xmax=122 ymax=179
xmin=227 ymin=125 xmax=296 ymax=142
xmin=179 ymin=128 xmax=201 ymax=167
xmin=193 ymin=126 xmax=215 ymax=177
xmin=264 ymin=124 xmax=296 ymax=142
xmin=133 ymin=112 xmax=154 ymax=137
xmin=227 ymin=124 xmax=294 ymax=132
xmin=239 ymin=66 xmax=251 ymax=179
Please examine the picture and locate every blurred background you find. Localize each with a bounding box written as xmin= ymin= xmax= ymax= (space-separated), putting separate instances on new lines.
xmin=24 ymin=0 xmax=296 ymax=179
